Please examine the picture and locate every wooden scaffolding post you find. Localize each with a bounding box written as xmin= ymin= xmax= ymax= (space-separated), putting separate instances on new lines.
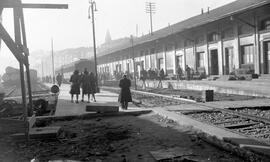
xmin=0 ymin=0 xmax=68 ymax=140
xmin=13 ymin=5 xmax=29 ymax=139
xmin=19 ymin=3 xmax=33 ymax=116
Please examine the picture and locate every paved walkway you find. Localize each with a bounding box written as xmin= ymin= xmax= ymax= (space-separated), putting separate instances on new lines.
xmin=54 ymin=84 xmax=138 ymax=116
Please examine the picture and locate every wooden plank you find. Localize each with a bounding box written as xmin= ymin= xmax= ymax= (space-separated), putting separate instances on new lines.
xmin=36 ymin=110 xmax=152 ymax=121
xmin=0 ymin=23 xmax=26 ymax=64
xmin=150 ymin=147 xmax=193 ymax=161
xmin=28 ymin=114 xmax=36 ymax=129
xmin=0 ymin=0 xmax=68 ymax=9
xmin=11 ymin=126 xmax=61 ymax=140
xmin=225 ymin=122 xmax=258 ymax=129
xmin=0 ymin=0 xmax=20 ymax=7
xmin=21 ymin=4 xmax=68 ymax=9
xmin=86 ymin=105 xmax=119 ymax=113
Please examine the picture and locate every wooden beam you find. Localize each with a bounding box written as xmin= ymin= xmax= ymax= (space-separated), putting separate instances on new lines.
xmin=21 ymin=4 xmax=68 ymax=9
xmin=0 ymin=23 xmax=27 ymax=64
xmin=0 ymin=1 xmax=68 ymax=9
xmin=0 ymin=0 xmax=20 ymax=8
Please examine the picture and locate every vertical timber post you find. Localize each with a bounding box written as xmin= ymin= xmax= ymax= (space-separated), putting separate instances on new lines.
xmin=19 ymin=5 xmax=33 ymax=116
xmin=13 ymin=6 xmax=29 ymax=140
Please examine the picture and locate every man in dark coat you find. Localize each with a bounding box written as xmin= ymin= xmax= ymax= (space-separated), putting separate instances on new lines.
xmin=140 ymin=68 xmax=147 ymax=89
xmin=185 ymin=65 xmax=191 ymax=81
xmin=56 ymin=73 xmax=63 ymax=87
xmin=157 ymin=68 xmax=165 ymax=88
xmin=118 ymin=74 xmax=132 ymax=110
xmin=177 ymin=66 xmax=183 ymax=81
xmin=69 ymin=70 xmax=81 ymax=103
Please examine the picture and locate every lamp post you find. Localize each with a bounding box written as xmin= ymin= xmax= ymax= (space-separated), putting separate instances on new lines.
xmin=51 ymin=38 xmax=55 ymax=84
xmin=88 ymin=0 xmax=99 ymax=90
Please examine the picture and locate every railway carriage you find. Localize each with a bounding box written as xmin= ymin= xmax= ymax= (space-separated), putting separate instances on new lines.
xmin=55 ymin=59 xmax=96 ymax=81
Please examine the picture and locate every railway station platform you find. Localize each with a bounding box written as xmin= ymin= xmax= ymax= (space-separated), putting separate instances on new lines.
xmin=54 ymin=84 xmax=140 ymax=116
xmin=134 ymin=78 xmax=270 ymax=97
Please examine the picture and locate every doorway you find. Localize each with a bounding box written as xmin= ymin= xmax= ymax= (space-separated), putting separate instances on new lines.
xmin=210 ymin=49 xmax=219 ymax=75
xmin=263 ymin=41 xmax=270 ymax=74
xmin=225 ymin=47 xmax=234 ymax=75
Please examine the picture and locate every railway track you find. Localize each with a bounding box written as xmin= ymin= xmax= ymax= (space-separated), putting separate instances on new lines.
xmin=178 ymin=109 xmax=270 ymax=145
xmin=102 ymin=86 xmax=270 ymax=145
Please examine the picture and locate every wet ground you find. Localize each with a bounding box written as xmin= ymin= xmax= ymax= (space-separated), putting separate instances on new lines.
xmin=0 ymin=114 xmax=245 ymax=162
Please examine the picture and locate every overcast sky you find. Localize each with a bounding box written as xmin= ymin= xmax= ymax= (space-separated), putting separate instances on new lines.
xmin=0 ymin=0 xmax=235 ymax=74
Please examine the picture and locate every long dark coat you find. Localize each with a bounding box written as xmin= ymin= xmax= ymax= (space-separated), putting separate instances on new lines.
xmin=69 ymin=74 xmax=81 ymax=94
xmin=118 ymin=77 xmax=132 ymax=103
xmin=89 ymin=74 xmax=96 ymax=94
xmin=81 ymin=74 xmax=91 ymax=94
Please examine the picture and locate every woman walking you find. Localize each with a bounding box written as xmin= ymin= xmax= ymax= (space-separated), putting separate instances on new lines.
xmin=118 ymin=74 xmax=132 ymax=110
xmin=89 ymin=72 xmax=97 ymax=102
xmin=81 ymin=69 xmax=91 ymax=103
xmin=69 ymin=70 xmax=81 ymax=103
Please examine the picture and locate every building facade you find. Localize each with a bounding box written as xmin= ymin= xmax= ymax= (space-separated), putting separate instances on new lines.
xmin=97 ymin=0 xmax=270 ymax=78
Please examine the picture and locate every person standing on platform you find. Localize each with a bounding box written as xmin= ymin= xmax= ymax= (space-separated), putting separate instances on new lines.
xmin=69 ymin=70 xmax=81 ymax=103
xmin=177 ymin=66 xmax=183 ymax=81
xmin=140 ymin=68 xmax=147 ymax=89
xmin=89 ymin=72 xmax=97 ymax=102
xmin=157 ymin=68 xmax=165 ymax=88
xmin=81 ymin=69 xmax=92 ymax=103
xmin=185 ymin=65 xmax=191 ymax=81
xmin=56 ymin=73 xmax=63 ymax=87
xmin=118 ymin=74 xmax=132 ymax=110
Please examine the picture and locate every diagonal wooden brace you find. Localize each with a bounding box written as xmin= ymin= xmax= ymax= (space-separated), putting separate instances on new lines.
xmin=0 ymin=23 xmax=27 ymax=64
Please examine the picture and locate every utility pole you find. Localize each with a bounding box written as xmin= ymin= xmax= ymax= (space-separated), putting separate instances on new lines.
xmin=130 ymin=35 xmax=137 ymax=90
xmin=51 ymin=38 xmax=55 ymax=84
xmin=88 ymin=0 xmax=99 ymax=91
xmin=145 ymin=2 xmax=156 ymax=35
xmin=136 ymin=24 xmax=138 ymax=37
xmin=41 ymin=60 xmax=44 ymax=82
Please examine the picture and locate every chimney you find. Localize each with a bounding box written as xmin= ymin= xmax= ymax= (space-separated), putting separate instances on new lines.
xmin=201 ymin=8 xmax=204 ymax=15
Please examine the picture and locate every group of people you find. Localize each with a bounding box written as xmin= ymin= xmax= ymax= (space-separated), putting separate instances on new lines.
xmin=140 ymin=68 xmax=165 ymax=81
xmin=69 ymin=69 xmax=97 ymax=103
